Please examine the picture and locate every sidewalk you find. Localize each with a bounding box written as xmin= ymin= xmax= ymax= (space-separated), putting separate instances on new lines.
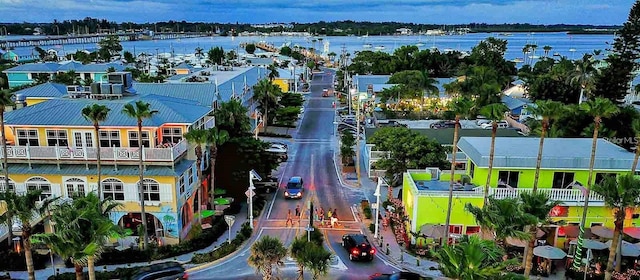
xmin=8 ymin=204 xmax=249 ymax=280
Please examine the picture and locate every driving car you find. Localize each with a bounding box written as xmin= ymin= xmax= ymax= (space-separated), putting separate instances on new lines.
xmin=342 ymin=234 xmax=375 ymax=261
xmin=369 ymin=272 xmax=427 ymax=280
xmin=130 ymin=261 xmax=188 ymax=280
xmin=284 ymin=176 xmax=304 ymax=199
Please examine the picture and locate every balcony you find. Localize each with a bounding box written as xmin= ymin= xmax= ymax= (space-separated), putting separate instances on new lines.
xmin=0 ymin=139 xmax=188 ymax=165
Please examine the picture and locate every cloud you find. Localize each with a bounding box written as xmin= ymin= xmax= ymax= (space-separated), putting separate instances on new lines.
xmin=0 ymin=0 xmax=634 ymax=25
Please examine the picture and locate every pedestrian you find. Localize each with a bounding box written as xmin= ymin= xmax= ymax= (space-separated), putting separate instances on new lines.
xmin=286 ymin=209 xmax=293 ymax=227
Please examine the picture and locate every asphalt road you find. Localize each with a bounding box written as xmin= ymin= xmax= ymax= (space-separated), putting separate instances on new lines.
xmin=188 ymin=71 xmax=398 ymax=280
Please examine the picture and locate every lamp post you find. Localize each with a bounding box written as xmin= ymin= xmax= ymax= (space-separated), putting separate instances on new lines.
xmin=374 ymin=178 xmax=382 ymax=238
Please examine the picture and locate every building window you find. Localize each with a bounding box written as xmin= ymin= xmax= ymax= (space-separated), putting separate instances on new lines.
xmin=26 ymin=177 xmax=51 ymax=200
xmin=46 ymin=130 xmax=69 ymax=146
xmin=65 ymin=178 xmax=86 ymax=197
xmin=498 ymin=171 xmax=519 ymax=188
xmin=99 ymin=130 xmax=121 ymax=147
xmin=179 ymin=175 xmax=185 ymax=194
xmin=162 ymin=127 xmax=183 ymax=144
xmin=102 ymin=178 xmax=124 ymax=200
xmin=552 ymin=172 xmax=575 ymax=189
xmin=188 ymin=167 xmax=194 ymax=185
xmin=595 ymin=173 xmax=616 ymax=185
xmin=128 ymin=131 xmax=150 ymax=148
xmin=16 ymin=129 xmax=39 ymax=146
xmin=139 ymin=179 xmax=160 ymax=201
xmin=469 ymin=161 xmax=475 ymax=178
xmin=0 ymin=177 xmax=15 ymax=192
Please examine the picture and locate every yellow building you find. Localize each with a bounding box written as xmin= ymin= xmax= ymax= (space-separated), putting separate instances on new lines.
xmin=0 ymin=81 xmax=215 ymax=244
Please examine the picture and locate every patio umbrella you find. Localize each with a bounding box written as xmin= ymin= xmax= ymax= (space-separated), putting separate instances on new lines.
xmin=569 ymin=239 xmax=608 ymax=250
xmin=419 ymin=224 xmax=447 ymax=239
xmin=506 ymin=237 xmax=528 ymax=248
xmin=533 ymin=245 xmax=567 ymax=260
xmin=194 ymin=210 xmax=216 ymax=219
xmin=624 ymin=227 xmax=640 ymax=239
xmin=591 ymin=225 xmax=614 ymax=239
xmin=213 ymin=197 xmax=233 ymax=205
xmin=213 ymin=188 xmax=227 ymax=196
xmin=605 ymin=240 xmax=640 ymax=257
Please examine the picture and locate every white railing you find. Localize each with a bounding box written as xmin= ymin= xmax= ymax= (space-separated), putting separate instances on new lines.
xmin=1 ymin=139 xmax=188 ymax=163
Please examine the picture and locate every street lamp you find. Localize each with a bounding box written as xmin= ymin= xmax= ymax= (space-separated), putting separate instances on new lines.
xmin=374 ymin=178 xmax=382 ymax=238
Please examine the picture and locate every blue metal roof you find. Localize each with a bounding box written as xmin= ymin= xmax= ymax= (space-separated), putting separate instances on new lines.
xmin=458 ymin=137 xmax=638 ymax=170
xmin=4 ymin=62 xmax=124 ymax=73
xmin=4 ymin=94 xmax=212 ymax=127
xmin=7 ymin=162 xmax=189 ymax=177
xmin=14 ymin=82 xmax=67 ymax=98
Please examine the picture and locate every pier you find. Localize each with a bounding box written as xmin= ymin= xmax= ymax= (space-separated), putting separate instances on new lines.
xmin=0 ymin=32 xmax=210 ymax=49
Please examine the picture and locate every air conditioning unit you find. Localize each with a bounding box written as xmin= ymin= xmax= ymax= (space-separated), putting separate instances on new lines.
xmin=100 ymin=84 xmax=112 ymax=94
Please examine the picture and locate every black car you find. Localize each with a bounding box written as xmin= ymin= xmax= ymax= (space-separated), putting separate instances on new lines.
xmin=130 ymin=261 xmax=187 ymax=280
xmin=429 ymin=120 xmax=456 ymax=129
xmin=342 ymin=234 xmax=375 ymax=261
xmin=369 ymin=272 xmax=429 ymax=280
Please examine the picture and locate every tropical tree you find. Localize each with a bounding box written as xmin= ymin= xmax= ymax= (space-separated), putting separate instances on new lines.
xmin=267 ymin=63 xmax=279 ymax=81
xmin=573 ymin=97 xmax=620 ymax=270
xmin=478 ymin=103 xmax=509 ymax=203
xmin=205 ymin=128 xmax=229 ymax=210
xmin=184 ymin=129 xmax=208 ymax=223
xmin=568 ymin=54 xmax=597 ymax=104
xmin=32 ymin=193 xmax=122 ymax=280
xmin=520 ymin=192 xmax=560 ymax=277
xmin=444 ymin=97 xmax=474 ymax=244
xmin=432 ymin=234 xmax=520 ymax=279
xmin=81 ymin=104 xmax=110 ymax=200
xmin=592 ymin=174 xmax=640 ymax=279
xmin=465 ymin=197 xmax=530 ymax=246
xmin=122 ymin=101 xmax=158 ymax=250
xmin=0 ymin=89 xmax=14 ymax=246
xmin=0 ymin=190 xmax=56 ymax=280
xmin=248 ymin=235 xmax=287 ymax=280
xmin=253 ymin=79 xmax=281 ymax=130
xmin=528 ymin=100 xmax=565 ymax=192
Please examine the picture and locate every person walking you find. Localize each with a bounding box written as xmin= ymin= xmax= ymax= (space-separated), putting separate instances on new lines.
xmin=286 ymin=209 xmax=293 ymax=227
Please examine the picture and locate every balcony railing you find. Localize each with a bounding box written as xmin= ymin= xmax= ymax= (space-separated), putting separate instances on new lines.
xmin=1 ymin=139 xmax=188 ymax=163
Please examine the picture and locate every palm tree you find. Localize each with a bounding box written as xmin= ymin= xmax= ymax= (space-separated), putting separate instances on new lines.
xmin=528 ymin=100 xmax=565 ymax=192
xmin=253 ymin=79 xmax=281 ymax=131
xmin=592 ymin=174 xmax=640 ymax=279
xmin=81 ymin=104 xmax=110 ymax=200
xmin=543 ymin=45 xmax=552 ymax=58
xmin=248 ymin=235 xmax=287 ymax=280
xmin=267 ymin=63 xmax=279 ymax=81
xmin=432 ymin=235 xmax=519 ymax=279
xmin=478 ymin=103 xmax=509 ymax=204
xmin=184 ymin=129 xmax=208 ymax=223
xmin=568 ymin=54 xmax=597 ymax=104
xmin=631 ymin=119 xmax=640 ymax=173
xmin=444 ymin=97 xmax=474 ymax=244
xmin=206 ymin=128 xmax=229 ymax=211
xmin=0 ymin=190 xmax=56 ymax=280
xmin=572 ymin=97 xmax=619 ymax=270
xmin=32 ymin=193 xmax=121 ymax=280
xmin=520 ymin=192 xmax=560 ymax=277
xmin=122 ymin=101 xmax=158 ymax=250
xmin=0 ymin=89 xmax=15 ymax=246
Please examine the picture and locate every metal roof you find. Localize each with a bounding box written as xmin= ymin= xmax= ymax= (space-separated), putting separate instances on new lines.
xmin=4 ymin=94 xmax=212 ymax=127
xmin=4 ymin=62 xmax=124 ymax=73
xmin=14 ymin=82 xmax=67 ymax=98
xmin=6 ymin=161 xmax=193 ymax=177
xmin=457 ymin=137 xmax=638 ymax=170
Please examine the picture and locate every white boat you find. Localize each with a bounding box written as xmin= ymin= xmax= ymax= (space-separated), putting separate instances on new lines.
xmin=363 ymin=43 xmax=372 ymax=49
xmin=375 ymin=46 xmax=386 ymax=50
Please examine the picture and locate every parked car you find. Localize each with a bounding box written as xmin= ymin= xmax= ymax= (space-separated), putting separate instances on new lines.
xmin=342 ymin=234 xmax=375 ymax=261
xmin=130 ymin=261 xmax=188 ymax=280
xmin=429 ymin=120 xmax=456 ymax=129
xmin=284 ymin=176 xmax=304 ymax=199
xmin=480 ymin=120 xmax=509 ymax=129
xmin=369 ymin=272 xmax=428 ymax=280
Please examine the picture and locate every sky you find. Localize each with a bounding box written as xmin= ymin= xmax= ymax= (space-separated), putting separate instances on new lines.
xmin=0 ymin=0 xmax=634 ymax=25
